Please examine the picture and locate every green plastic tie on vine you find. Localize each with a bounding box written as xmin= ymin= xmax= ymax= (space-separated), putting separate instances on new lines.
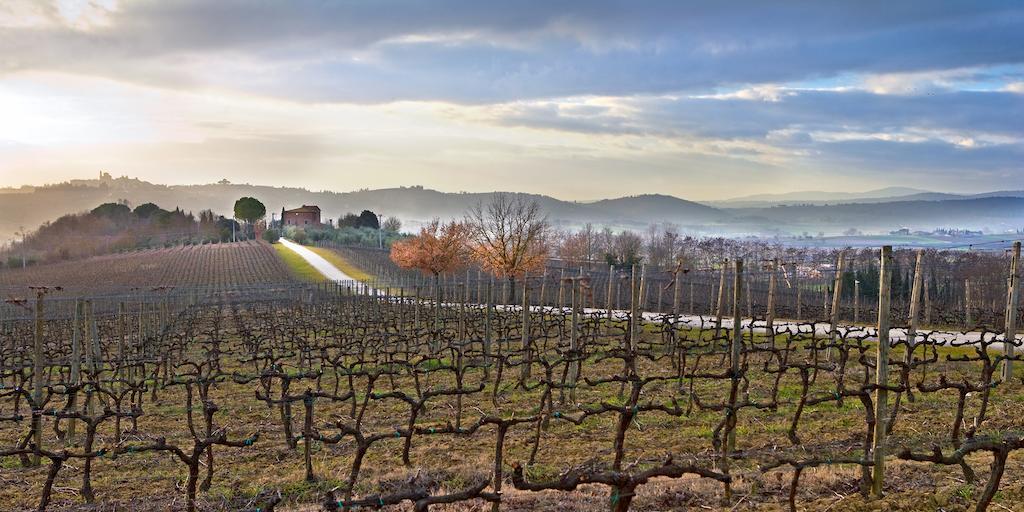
xmin=611 ymin=490 xmax=619 ymax=505
xmin=244 ymin=438 xmax=253 ymax=446
xmin=429 ymin=427 xmax=435 ymax=434
xmin=395 ymin=430 xmax=401 ymax=438
xmin=553 ymin=411 xmax=561 ymax=418
xmin=378 ymin=497 xmax=385 ymax=506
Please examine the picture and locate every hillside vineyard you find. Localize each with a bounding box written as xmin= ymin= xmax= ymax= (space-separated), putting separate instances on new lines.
xmin=0 ymin=241 xmax=294 ymax=295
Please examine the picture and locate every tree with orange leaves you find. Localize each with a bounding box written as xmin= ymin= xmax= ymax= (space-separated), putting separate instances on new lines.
xmin=466 ymin=193 xmax=550 ymax=303
xmin=390 ymin=219 xmax=471 ymax=345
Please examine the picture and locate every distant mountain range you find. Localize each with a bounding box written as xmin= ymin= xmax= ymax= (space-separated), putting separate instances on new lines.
xmin=714 ymin=186 xmax=931 ymax=206
xmin=709 ymin=187 xmax=1024 ymax=207
xmin=1 ymin=177 xmax=1022 ymax=242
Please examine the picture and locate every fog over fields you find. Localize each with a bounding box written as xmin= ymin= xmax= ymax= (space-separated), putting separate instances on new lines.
xmin=2 ymin=176 xmax=1022 ymax=246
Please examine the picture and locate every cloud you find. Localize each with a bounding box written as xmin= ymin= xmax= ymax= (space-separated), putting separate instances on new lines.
xmin=0 ymin=1 xmax=1021 ymax=198
xmin=1 ymin=1 xmax=1023 ymax=103
xmin=473 ymin=86 xmax=1024 ymax=181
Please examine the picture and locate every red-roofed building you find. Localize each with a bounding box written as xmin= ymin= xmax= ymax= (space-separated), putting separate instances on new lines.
xmin=282 ymin=205 xmax=321 ymax=228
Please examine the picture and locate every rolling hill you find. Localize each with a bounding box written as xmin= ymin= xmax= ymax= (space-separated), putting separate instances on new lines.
xmin=1 ymin=176 xmax=1022 ymax=241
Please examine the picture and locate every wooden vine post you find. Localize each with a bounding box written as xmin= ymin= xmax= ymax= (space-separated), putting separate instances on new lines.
xmin=672 ymin=262 xmax=681 ymax=319
xmin=68 ymin=299 xmax=82 ymax=445
xmin=766 ymin=259 xmax=777 ymax=340
xmin=714 ymin=262 xmax=727 ymax=339
xmin=720 ymin=257 xmax=744 ymax=504
xmin=1004 ymin=241 xmax=1020 ymax=381
xmin=906 ymin=250 xmax=924 ymax=372
xmin=828 ymin=252 xmax=845 ymax=360
xmin=671 ymin=261 xmax=682 ymax=356
xmin=484 ymin=277 xmax=493 ymax=379
xmin=31 ymin=289 xmax=45 ymax=466
xmin=519 ymin=273 xmax=531 ymax=385
xmin=568 ymin=277 xmax=580 ymax=395
xmin=872 ymin=245 xmax=893 ymax=498
xmin=639 ymin=264 xmax=647 ymax=312
xmin=629 ymin=264 xmax=640 ymax=352
xmin=727 ymin=258 xmax=743 ymax=452
xmin=854 ymin=278 xmax=860 ymax=324
xmin=796 ymin=275 xmax=802 ymax=321
xmin=606 ymin=264 xmax=615 ymax=328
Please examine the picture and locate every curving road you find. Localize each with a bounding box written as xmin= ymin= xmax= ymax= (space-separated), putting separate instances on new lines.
xmin=279 ymin=238 xmax=360 ymax=282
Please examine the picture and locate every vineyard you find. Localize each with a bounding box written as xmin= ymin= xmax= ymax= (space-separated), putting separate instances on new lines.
xmin=0 ymin=241 xmax=294 ymax=295
xmin=0 ymin=244 xmax=1022 ymax=511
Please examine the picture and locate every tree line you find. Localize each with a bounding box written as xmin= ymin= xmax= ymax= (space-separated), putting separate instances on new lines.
xmin=0 ymin=200 xmax=247 ymax=268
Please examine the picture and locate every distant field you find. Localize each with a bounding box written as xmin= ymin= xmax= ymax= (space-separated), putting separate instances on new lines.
xmin=0 ymin=240 xmax=293 ymax=294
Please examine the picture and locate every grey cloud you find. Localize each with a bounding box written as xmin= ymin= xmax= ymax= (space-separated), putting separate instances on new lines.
xmin=493 ymin=90 xmax=1024 ymax=141
xmin=2 ymin=1 xmax=1023 ymax=102
xmin=485 ymin=87 xmax=1024 ymax=181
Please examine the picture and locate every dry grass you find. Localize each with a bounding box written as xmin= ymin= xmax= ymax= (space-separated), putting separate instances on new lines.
xmin=307 ymin=247 xmax=373 ymax=282
xmin=2 ymin=321 xmax=1022 ymax=511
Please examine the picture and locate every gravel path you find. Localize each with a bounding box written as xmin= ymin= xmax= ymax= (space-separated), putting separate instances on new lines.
xmin=279 ymin=238 xmax=359 ymax=282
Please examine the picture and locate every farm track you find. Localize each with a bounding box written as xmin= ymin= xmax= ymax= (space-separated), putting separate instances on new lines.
xmin=278 ymin=239 xmax=365 ymax=284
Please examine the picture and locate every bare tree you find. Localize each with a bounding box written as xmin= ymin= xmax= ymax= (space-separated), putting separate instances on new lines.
xmin=382 ymin=216 xmax=403 ymax=233
xmin=466 ymin=193 xmax=550 ymax=302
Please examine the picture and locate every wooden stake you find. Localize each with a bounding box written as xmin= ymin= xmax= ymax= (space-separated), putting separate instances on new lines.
xmin=630 ymin=264 xmax=640 ymax=351
xmin=672 ymin=263 xmax=681 ymax=318
xmin=484 ymin=277 xmax=493 ymax=378
xmin=872 ymin=246 xmax=893 ymax=498
xmin=606 ymin=265 xmax=615 ymax=326
xmin=519 ymin=274 xmax=532 ymax=384
xmin=569 ymin=278 xmax=580 ymax=392
xmin=854 ymin=278 xmax=860 ymax=324
xmin=727 ymin=258 xmax=743 ymax=453
xmin=766 ymin=259 xmax=777 ymax=340
xmin=31 ymin=290 xmax=45 ymax=466
xmin=829 ymin=252 xmax=846 ymax=361
xmin=68 ymin=300 xmax=82 ymax=445
xmin=1003 ymin=241 xmax=1020 ymax=381
xmin=906 ymin=250 xmax=924 ymax=368
xmin=714 ymin=263 xmax=727 ymax=339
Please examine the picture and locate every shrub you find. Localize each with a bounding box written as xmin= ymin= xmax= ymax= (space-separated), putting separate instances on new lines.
xmin=262 ymin=229 xmax=281 ymax=244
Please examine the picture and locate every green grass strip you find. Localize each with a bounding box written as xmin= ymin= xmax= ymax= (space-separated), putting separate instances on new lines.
xmin=308 ymin=246 xmax=373 ymax=282
xmin=273 ymin=242 xmax=326 ymax=283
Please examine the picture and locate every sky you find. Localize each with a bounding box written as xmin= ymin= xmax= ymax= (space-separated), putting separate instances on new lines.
xmin=0 ymin=1 xmax=1022 ymax=201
